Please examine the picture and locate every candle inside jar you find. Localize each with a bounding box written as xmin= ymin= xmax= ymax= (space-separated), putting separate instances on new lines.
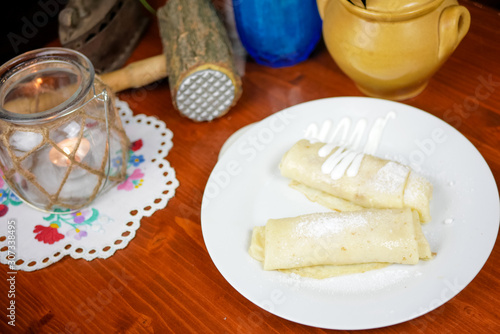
xmin=49 ymin=137 xmax=90 ymax=167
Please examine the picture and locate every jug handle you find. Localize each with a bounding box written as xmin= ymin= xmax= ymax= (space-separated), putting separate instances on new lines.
xmin=438 ymin=5 xmax=471 ymax=61
xmin=317 ymin=0 xmax=330 ymax=19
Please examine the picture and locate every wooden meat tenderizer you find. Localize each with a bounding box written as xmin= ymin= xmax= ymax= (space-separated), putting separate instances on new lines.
xmin=100 ymin=0 xmax=242 ymax=122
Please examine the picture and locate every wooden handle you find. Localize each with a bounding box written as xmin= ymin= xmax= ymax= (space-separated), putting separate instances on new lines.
xmin=98 ymin=54 xmax=168 ymax=92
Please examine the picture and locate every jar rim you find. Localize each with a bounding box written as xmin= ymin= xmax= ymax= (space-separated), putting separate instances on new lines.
xmin=341 ymin=0 xmax=445 ymax=21
xmin=0 ymin=47 xmax=95 ymax=125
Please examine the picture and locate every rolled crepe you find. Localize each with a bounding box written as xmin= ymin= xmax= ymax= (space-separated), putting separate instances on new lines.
xmin=249 ymin=209 xmax=432 ymax=275
xmin=280 ymin=139 xmax=432 ymax=222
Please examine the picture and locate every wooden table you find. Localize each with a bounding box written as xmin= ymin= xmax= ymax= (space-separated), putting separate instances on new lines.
xmin=2 ymin=1 xmax=499 ymax=333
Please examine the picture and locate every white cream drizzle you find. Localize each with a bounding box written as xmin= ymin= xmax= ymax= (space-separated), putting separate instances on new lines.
xmin=305 ymin=111 xmax=396 ymax=180
xmin=364 ymin=111 xmax=396 ymax=155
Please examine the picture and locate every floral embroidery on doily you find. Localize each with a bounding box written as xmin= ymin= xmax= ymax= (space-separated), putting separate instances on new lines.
xmin=0 ymin=170 xmax=22 ymax=217
xmin=117 ymin=139 xmax=146 ymax=191
xmin=33 ymin=208 xmax=103 ymax=244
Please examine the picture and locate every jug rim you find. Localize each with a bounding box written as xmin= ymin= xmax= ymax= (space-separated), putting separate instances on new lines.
xmin=341 ymin=0 xmax=446 ymax=21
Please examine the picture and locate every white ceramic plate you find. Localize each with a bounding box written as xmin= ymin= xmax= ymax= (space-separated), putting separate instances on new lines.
xmin=201 ymin=97 xmax=499 ymax=330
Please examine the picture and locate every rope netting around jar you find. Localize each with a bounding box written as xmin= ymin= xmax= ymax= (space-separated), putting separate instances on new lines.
xmin=0 ymin=97 xmax=129 ymax=212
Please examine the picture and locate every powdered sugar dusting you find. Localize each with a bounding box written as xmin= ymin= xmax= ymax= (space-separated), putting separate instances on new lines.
xmin=294 ymin=212 xmax=369 ymax=238
xmin=403 ymin=172 xmax=428 ymax=203
xmin=372 ymin=162 xmax=409 ymax=194
xmin=443 ymin=218 xmax=454 ymax=225
xmin=276 ymin=268 xmax=420 ymax=295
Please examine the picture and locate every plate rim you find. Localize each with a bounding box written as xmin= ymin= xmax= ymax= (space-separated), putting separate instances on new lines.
xmin=201 ymin=96 xmax=500 ymax=330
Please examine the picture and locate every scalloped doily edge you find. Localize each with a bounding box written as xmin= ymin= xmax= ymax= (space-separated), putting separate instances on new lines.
xmin=0 ymin=100 xmax=179 ymax=271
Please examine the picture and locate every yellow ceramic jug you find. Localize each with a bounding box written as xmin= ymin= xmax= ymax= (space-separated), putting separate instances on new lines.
xmin=317 ymin=0 xmax=470 ymax=100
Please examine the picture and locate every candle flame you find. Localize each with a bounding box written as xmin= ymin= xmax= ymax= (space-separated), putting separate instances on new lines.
xmin=35 ymin=78 xmax=43 ymax=87
xmin=49 ymin=138 xmax=90 ymax=167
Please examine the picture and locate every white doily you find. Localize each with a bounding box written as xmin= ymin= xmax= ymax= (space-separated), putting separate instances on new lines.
xmin=0 ymin=100 xmax=179 ymax=271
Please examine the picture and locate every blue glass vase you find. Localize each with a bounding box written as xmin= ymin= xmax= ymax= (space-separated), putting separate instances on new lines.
xmin=232 ymin=0 xmax=323 ymax=68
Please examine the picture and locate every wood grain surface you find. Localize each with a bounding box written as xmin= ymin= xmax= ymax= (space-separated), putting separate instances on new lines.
xmin=1 ymin=1 xmax=499 ymax=333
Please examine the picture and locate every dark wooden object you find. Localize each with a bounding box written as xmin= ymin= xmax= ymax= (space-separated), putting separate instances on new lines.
xmin=59 ymin=0 xmax=150 ymax=73
xmin=0 ymin=0 xmax=499 ymax=333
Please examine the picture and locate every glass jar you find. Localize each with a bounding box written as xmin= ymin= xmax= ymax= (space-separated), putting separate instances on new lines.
xmin=0 ymin=48 xmax=129 ymax=212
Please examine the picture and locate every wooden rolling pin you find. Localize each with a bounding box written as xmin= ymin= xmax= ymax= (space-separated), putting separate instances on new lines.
xmin=99 ymin=55 xmax=167 ymax=93
xmin=100 ymin=0 xmax=242 ymax=122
